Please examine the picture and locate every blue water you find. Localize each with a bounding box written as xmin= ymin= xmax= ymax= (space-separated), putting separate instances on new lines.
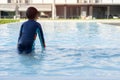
xmin=0 ymin=21 xmax=120 ymax=78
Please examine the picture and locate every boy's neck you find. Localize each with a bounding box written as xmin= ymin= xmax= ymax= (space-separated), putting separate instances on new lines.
xmin=29 ymin=19 xmax=36 ymax=21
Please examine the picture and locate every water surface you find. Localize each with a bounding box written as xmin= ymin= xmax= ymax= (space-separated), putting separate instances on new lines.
xmin=0 ymin=22 xmax=120 ymax=78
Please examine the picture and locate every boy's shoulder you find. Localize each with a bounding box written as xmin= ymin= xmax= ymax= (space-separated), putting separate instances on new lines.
xmin=35 ymin=21 xmax=42 ymax=27
xmin=36 ymin=21 xmax=41 ymax=25
xmin=22 ymin=20 xmax=41 ymax=26
xmin=23 ymin=20 xmax=41 ymax=25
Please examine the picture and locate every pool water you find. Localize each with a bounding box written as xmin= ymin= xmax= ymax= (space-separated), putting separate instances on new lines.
xmin=0 ymin=21 xmax=120 ymax=78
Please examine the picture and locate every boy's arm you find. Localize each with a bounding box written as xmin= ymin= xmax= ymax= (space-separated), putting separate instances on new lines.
xmin=18 ymin=24 xmax=23 ymax=42
xmin=37 ymin=24 xmax=46 ymax=48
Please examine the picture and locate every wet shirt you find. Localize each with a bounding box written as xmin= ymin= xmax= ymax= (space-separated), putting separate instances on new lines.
xmin=18 ymin=20 xmax=45 ymax=49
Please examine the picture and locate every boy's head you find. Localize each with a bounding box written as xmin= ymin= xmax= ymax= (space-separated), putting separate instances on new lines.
xmin=26 ymin=7 xmax=39 ymax=20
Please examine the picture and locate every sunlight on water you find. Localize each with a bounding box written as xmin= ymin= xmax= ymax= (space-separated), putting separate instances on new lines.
xmin=0 ymin=22 xmax=120 ymax=78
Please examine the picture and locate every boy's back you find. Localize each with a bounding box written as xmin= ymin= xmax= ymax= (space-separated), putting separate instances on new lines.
xmin=17 ymin=7 xmax=45 ymax=54
xmin=19 ymin=20 xmax=40 ymax=43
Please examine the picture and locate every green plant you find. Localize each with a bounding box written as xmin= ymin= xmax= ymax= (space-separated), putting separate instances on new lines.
xmin=0 ymin=19 xmax=20 ymax=24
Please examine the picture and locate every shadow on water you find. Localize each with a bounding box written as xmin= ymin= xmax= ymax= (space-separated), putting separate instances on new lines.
xmin=18 ymin=49 xmax=46 ymax=75
xmin=19 ymin=49 xmax=46 ymax=63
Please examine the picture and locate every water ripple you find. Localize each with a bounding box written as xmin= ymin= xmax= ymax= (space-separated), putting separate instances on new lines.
xmin=1 ymin=22 xmax=120 ymax=77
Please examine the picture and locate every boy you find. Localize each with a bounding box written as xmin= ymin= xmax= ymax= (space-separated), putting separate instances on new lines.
xmin=18 ymin=7 xmax=46 ymax=54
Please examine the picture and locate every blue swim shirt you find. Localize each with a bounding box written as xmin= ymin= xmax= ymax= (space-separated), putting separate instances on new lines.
xmin=18 ymin=20 xmax=45 ymax=49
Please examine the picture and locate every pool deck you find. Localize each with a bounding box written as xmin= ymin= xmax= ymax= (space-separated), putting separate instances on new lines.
xmin=101 ymin=22 xmax=120 ymax=26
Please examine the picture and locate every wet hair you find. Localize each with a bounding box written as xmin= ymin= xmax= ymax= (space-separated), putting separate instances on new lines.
xmin=26 ymin=7 xmax=39 ymax=19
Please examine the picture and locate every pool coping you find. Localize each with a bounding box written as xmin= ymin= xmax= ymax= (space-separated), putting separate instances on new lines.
xmin=20 ymin=19 xmax=120 ymax=22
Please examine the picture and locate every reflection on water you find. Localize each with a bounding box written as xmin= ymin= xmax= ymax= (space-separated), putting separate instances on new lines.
xmin=0 ymin=22 xmax=120 ymax=77
xmin=18 ymin=50 xmax=46 ymax=75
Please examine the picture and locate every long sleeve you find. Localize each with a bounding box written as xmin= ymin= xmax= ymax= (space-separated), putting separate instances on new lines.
xmin=37 ymin=24 xmax=46 ymax=48
xmin=18 ymin=24 xmax=23 ymax=42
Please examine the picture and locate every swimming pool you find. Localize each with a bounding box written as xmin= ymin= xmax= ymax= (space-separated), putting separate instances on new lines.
xmin=0 ymin=21 xmax=120 ymax=79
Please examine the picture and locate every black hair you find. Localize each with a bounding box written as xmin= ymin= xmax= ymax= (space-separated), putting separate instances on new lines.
xmin=26 ymin=7 xmax=39 ymax=19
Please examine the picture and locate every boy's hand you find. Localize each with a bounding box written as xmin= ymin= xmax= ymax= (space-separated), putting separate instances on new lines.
xmin=44 ymin=43 xmax=46 ymax=48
